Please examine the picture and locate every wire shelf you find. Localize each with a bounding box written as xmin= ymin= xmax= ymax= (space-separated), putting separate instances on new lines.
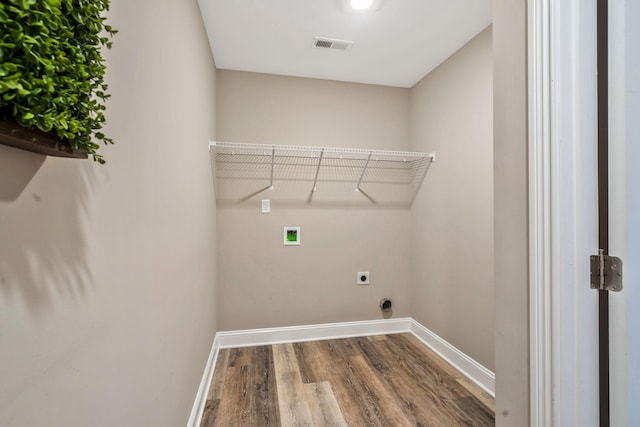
xmin=209 ymin=141 xmax=435 ymax=201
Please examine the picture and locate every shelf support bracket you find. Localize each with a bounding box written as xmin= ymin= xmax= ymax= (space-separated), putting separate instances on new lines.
xmin=356 ymin=151 xmax=373 ymax=192
xmin=311 ymin=149 xmax=324 ymax=192
xmin=269 ymin=147 xmax=275 ymax=190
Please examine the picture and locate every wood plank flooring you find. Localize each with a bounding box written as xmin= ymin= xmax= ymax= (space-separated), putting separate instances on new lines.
xmin=200 ymin=333 xmax=494 ymax=426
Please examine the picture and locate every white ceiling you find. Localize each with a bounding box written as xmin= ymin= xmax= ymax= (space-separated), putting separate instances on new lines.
xmin=198 ymin=0 xmax=492 ymax=88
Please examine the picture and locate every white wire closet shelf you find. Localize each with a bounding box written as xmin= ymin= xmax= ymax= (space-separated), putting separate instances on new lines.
xmin=209 ymin=141 xmax=435 ymax=200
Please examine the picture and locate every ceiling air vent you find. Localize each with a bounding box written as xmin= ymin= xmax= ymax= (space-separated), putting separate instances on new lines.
xmin=313 ymin=37 xmax=353 ymax=51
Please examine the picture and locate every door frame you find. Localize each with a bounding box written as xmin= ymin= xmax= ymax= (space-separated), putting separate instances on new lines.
xmin=528 ymin=0 xmax=601 ymax=425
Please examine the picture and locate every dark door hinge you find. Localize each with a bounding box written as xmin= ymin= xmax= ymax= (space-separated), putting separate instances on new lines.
xmin=591 ymin=249 xmax=623 ymax=292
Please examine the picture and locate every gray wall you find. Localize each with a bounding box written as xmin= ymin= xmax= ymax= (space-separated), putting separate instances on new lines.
xmin=216 ymin=71 xmax=413 ymax=330
xmin=409 ymin=26 xmax=494 ymax=371
xmin=0 ymin=0 xmax=218 ymax=426
xmin=493 ymin=0 xmax=529 ymax=425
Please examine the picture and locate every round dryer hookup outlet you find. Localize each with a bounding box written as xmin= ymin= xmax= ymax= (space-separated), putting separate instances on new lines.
xmin=380 ymin=298 xmax=392 ymax=312
xmin=357 ymin=272 xmax=370 ymax=285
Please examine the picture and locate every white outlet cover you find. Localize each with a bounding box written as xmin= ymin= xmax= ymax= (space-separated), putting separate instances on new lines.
xmin=261 ymin=199 xmax=270 ymax=213
xmin=357 ymin=272 xmax=370 ymax=285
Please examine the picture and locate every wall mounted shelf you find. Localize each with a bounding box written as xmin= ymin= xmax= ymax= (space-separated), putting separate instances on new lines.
xmin=209 ymin=141 xmax=435 ymax=202
xmin=0 ymin=121 xmax=87 ymax=159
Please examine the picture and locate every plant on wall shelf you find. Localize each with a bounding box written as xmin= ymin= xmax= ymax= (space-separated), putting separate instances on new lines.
xmin=0 ymin=0 xmax=116 ymax=163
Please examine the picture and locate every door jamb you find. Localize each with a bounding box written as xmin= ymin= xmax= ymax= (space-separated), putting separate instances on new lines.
xmin=528 ymin=0 xmax=601 ymax=425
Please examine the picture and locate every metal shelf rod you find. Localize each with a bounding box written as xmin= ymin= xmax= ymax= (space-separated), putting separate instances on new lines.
xmin=210 ymin=141 xmax=435 ymax=161
xmin=216 ymin=153 xmax=427 ymax=163
xmin=356 ymin=151 xmax=373 ymax=192
xmin=269 ymin=147 xmax=275 ymax=189
xmin=311 ymin=148 xmax=324 ymax=192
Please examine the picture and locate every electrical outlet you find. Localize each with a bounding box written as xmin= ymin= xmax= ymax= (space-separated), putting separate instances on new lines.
xmin=357 ymin=272 xmax=370 ymax=285
xmin=261 ymin=199 xmax=270 ymax=213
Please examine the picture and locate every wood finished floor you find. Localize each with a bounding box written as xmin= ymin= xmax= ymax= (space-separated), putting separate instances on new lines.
xmin=200 ymin=333 xmax=494 ymax=426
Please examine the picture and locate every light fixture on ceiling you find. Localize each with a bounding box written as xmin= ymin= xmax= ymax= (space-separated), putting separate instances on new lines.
xmin=350 ymin=0 xmax=373 ymax=10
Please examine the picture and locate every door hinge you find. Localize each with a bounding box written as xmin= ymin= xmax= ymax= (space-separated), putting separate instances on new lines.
xmin=590 ymin=249 xmax=623 ymax=292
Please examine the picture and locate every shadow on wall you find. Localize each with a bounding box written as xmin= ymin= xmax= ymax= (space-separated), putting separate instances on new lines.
xmin=0 ymin=145 xmax=96 ymax=315
xmin=214 ymin=162 xmax=433 ymax=209
xmin=0 ymin=145 xmax=46 ymax=201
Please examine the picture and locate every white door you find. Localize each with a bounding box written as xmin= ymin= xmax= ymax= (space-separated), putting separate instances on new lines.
xmin=608 ymin=0 xmax=640 ymax=425
xmin=531 ymin=0 xmax=640 ymax=425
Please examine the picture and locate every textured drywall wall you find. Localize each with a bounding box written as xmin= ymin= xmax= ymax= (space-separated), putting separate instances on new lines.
xmin=409 ymin=27 xmax=495 ymax=371
xmin=493 ymin=0 xmax=530 ymax=424
xmin=215 ymin=71 xmax=412 ymax=330
xmin=0 ymin=0 xmax=218 ymax=426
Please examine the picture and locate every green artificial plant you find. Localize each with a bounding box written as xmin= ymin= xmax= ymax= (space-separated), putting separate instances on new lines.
xmin=0 ymin=0 xmax=116 ymax=163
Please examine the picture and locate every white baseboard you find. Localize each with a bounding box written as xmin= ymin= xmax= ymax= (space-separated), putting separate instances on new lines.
xmin=215 ymin=318 xmax=412 ymax=348
xmin=410 ymin=319 xmax=495 ymax=397
xmin=186 ymin=335 xmax=220 ymax=427
xmin=187 ymin=317 xmax=495 ymax=426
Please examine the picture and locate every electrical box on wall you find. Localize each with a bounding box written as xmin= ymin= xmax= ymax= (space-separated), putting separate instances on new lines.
xmin=283 ymin=227 xmax=301 ymax=245
xmin=261 ymin=199 xmax=270 ymax=213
